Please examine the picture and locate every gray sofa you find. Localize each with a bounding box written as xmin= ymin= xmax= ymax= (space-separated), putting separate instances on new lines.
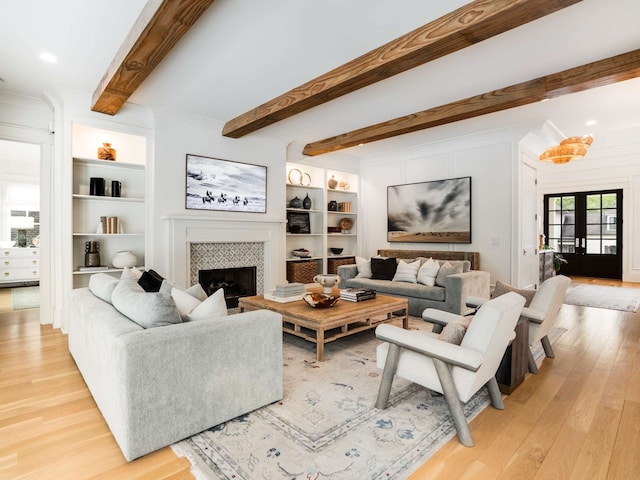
xmin=68 ymin=286 xmax=283 ymax=461
xmin=337 ymin=250 xmax=489 ymax=317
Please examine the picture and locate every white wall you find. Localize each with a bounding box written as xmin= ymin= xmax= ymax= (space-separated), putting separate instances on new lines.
xmin=358 ymin=126 xmax=537 ymax=284
xmin=537 ymin=129 xmax=640 ymax=282
xmin=151 ymin=108 xmax=287 ymax=285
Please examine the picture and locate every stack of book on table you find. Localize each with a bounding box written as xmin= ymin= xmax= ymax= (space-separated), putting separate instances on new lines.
xmin=264 ymin=283 xmax=306 ymax=303
xmin=340 ymin=288 xmax=377 ymax=302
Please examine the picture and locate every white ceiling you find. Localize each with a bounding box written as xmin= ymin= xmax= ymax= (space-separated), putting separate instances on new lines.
xmin=1 ymin=0 xmax=639 ymax=157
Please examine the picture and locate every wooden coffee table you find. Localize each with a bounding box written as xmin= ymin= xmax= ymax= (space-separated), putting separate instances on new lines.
xmin=238 ymin=293 xmax=409 ymax=361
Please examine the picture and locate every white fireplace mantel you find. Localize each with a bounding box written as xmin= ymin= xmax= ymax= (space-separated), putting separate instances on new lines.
xmin=164 ymin=215 xmax=285 ymax=290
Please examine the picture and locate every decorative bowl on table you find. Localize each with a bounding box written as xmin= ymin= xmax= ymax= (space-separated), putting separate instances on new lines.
xmin=303 ymin=292 xmax=340 ymax=308
xmin=330 ymin=247 xmax=344 ymax=255
xmin=292 ymin=248 xmax=311 ymax=258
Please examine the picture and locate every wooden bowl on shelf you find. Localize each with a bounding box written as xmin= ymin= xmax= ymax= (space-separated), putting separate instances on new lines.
xmin=339 ymin=218 xmax=354 ymax=231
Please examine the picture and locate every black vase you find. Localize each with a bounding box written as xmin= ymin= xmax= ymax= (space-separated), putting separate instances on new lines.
xmin=85 ymin=241 xmax=101 ymax=266
xmin=111 ymin=180 xmax=121 ymax=197
xmin=303 ymin=194 xmax=312 ymax=210
xmin=90 ymin=177 xmax=105 ymax=196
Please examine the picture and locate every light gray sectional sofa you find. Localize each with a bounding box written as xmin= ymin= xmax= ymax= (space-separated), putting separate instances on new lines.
xmin=68 ymin=282 xmax=283 ymax=461
xmin=338 ymin=249 xmax=490 ymax=317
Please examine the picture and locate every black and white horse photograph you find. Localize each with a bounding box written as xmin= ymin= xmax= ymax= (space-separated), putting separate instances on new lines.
xmin=186 ymin=154 xmax=267 ymax=213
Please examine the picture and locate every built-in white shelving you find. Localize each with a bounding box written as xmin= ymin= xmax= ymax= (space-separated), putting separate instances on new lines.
xmin=71 ymin=125 xmax=147 ymax=288
xmin=285 ymin=163 xmax=359 ymax=279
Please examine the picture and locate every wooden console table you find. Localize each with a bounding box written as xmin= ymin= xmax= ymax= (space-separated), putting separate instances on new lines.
xmin=239 ymin=293 xmax=408 ymax=362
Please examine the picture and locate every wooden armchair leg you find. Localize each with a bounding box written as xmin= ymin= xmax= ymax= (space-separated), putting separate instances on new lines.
xmin=486 ymin=377 xmax=504 ymax=409
xmin=375 ymin=343 xmax=400 ymax=410
xmin=433 ymin=358 xmax=474 ymax=447
xmin=527 ymin=347 xmax=539 ymax=374
xmin=541 ymin=335 xmax=555 ymax=358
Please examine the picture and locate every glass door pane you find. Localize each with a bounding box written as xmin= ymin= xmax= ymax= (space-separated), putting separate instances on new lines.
xmin=546 ymin=195 xmax=575 ymax=253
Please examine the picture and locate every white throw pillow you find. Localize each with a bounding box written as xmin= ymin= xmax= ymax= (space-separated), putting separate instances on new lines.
xmin=187 ymin=288 xmax=228 ymax=321
xmin=121 ymin=266 xmax=143 ymax=281
xmin=392 ymin=259 xmax=419 ymax=283
xmin=171 ymin=287 xmax=203 ymax=320
xmin=355 ymin=256 xmax=372 ymax=278
xmin=186 ymin=283 xmax=208 ymax=302
xmin=89 ymin=273 xmax=119 ymax=304
xmin=417 ymin=258 xmax=440 ymax=286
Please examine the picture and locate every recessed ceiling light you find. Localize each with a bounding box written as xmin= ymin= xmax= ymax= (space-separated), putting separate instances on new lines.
xmin=39 ymin=52 xmax=57 ymax=63
xmin=585 ymin=119 xmax=598 ymax=126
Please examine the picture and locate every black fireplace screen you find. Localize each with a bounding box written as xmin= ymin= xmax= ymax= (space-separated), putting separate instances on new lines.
xmin=198 ymin=266 xmax=257 ymax=308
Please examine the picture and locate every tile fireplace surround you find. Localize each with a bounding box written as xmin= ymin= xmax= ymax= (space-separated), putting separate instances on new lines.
xmin=190 ymin=243 xmax=264 ymax=296
xmin=164 ymin=216 xmax=284 ymax=292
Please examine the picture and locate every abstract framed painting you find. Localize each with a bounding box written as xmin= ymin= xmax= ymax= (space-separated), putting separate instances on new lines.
xmin=387 ymin=176 xmax=471 ymax=243
xmin=185 ymin=154 xmax=267 ymax=213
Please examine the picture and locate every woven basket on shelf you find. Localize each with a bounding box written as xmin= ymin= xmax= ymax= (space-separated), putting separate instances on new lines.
xmin=286 ymin=260 xmax=320 ymax=284
xmin=328 ymin=256 xmax=355 ymax=274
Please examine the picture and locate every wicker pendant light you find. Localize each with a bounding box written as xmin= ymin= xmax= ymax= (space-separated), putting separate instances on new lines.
xmin=539 ymin=134 xmax=593 ymax=164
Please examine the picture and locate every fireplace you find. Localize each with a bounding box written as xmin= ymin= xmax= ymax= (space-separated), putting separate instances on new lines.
xmin=189 ymin=242 xmax=265 ymax=302
xmin=199 ymin=266 xmax=257 ymax=308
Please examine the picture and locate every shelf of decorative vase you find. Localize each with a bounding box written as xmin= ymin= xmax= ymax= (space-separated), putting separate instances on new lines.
xmin=71 ymin=124 xmax=147 ymax=289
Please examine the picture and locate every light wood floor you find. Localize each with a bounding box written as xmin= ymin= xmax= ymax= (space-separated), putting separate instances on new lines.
xmin=0 ymin=278 xmax=638 ymax=479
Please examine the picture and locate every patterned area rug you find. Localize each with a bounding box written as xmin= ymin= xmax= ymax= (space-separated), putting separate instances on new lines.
xmin=172 ymin=317 xmax=492 ymax=479
xmin=173 ymin=319 xmax=564 ymax=480
xmin=563 ymin=283 xmax=640 ymax=312
xmin=11 ymin=286 xmax=40 ymax=310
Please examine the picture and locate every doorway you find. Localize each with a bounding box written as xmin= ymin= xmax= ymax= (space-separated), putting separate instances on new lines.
xmin=0 ymin=139 xmax=41 ymax=308
xmin=543 ymin=189 xmax=622 ymax=279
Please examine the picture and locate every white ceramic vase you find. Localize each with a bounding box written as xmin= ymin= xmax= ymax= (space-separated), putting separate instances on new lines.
xmin=112 ymin=250 xmax=137 ymax=269
xmin=313 ymin=274 xmax=341 ymax=294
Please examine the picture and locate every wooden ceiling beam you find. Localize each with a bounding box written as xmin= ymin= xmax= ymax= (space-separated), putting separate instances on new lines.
xmin=222 ymin=0 xmax=581 ymax=138
xmin=91 ymin=0 xmax=216 ymax=115
xmin=302 ymin=49 xmax=640 ymax=156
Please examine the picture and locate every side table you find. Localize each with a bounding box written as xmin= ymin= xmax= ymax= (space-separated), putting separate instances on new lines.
xmin=495 ymin=316 xmax=529 ymax=394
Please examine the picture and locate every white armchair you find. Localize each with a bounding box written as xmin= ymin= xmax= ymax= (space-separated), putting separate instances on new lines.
xmin=375 ymin=292 xmax=525 ymax=446
xmin=463 ymin=274 xmax=570 ymax=374
xmin=521 ymin=274 xmax=570 ymax=373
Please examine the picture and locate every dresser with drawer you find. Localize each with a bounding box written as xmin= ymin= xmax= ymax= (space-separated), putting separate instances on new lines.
xmin=0 ymin=247 xmax=40 ymax=285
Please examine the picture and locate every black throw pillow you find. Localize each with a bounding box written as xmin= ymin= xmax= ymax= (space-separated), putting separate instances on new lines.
xmin=371 ymin=257 xmax=397 ymax=280
xmin=138 ymin=269 xmax=165 ymax=292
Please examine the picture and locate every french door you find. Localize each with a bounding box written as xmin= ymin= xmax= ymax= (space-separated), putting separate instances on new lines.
xmin=544 ymin=189 xmax=622 ymax=279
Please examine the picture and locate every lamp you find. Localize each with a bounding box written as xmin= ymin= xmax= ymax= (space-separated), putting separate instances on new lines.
xmin=11 ymin=216 xmax=35 ymax=247
xmin=560 ymin=134 xmax=594 ymax=148
xmin=539 ymin=134 xmax=593 ymax=164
